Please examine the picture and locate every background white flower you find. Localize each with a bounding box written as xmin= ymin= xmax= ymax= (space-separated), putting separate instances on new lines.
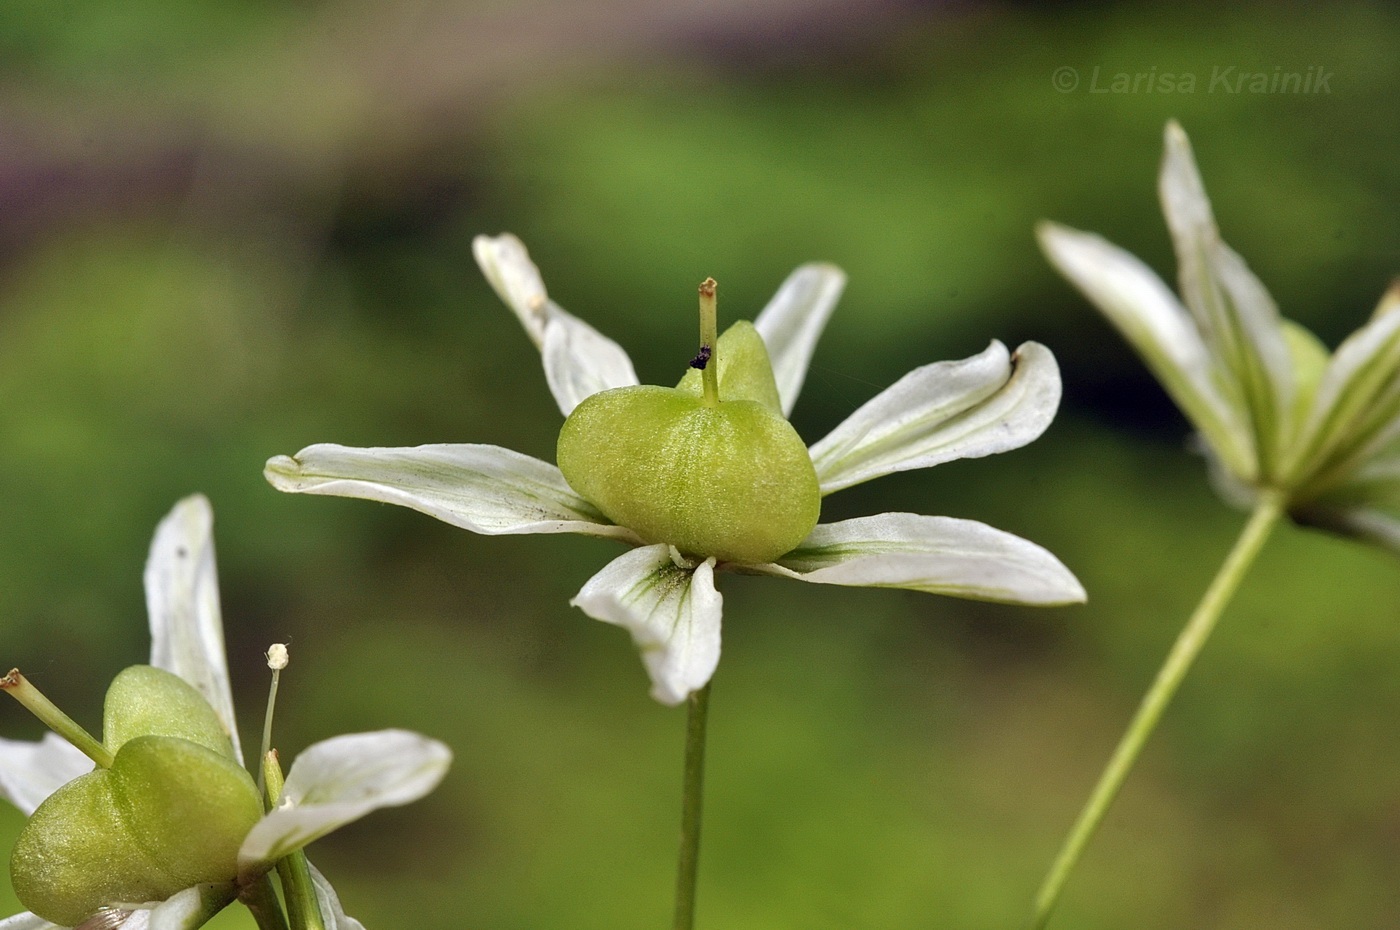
xmin=1040 ymin=120 xmax=1400 ymax=552
xmin=0 ymin=496 xmax=451 ymax=930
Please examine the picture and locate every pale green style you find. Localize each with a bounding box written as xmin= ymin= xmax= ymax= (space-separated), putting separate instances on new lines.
xmin=0 ymin=496 xmax=452 ymax=930
xmin=265 ymin=235 xmax=1085 ymax=706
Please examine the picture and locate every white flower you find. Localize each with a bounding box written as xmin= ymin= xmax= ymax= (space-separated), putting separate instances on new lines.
xmin=265 ymin=237 xmax=1085 ymax=706
xmin=0 ymin=496 xmax=452 ymax=930
xmin=1040 ymin=121 xmax=1400 ymax=549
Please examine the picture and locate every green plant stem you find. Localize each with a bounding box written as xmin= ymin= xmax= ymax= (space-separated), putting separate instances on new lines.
xmin=240 ymin=872 xmax=291 ymax=930
xmin=278 ymin=850 xmax=328 ymax=930
xmin=673 ymin=681 xmax=712 ymax=930
xmin=1027 ymin=491 xmax=1285 ymax=930
xmin=257 ymin=749 xmax=326 ymax=930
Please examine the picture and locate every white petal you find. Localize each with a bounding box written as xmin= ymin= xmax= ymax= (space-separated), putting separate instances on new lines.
xmin=67 ymin=885 xmax=233 ymax=930
xmin=238 ymin=730 xmax=451 ymax=872
xmin=1288 ymin=305 xmax=1400 ymax=491
xmin=471 ymin=233 xmax=552 ymax=346
xmin=1159 ymin=121 xmax=1294 ymax=466
xmin=0 ymin=732 xmax=94 ymax=816
xmin=265 ymin=443 xmax=642 ymax=543
xmin=752 ymin=263 xmax=846 ymax=416
xmin=473 ymin=233 xmax=639 ymax=415
xmin=143 ymin=495 xmax=241 ymax=761
xmin=570 ymin=546 xmax=722 ymax=706
xmin=752 ymin=513 xmax=1085 ymax=606
xmin=808 ymin=341 xmax=1060 ymax=494
xmin=1037 ymin=221 xmax=1255 ymax=480
xmin=141 ymin=884 xmax=237 ymax=930
xmin=0 ymin=913 xmax=61 ymax=929
xmin=306 ymin=861 xmax=368 ymax=930
xmin=541 ymin=312 xmax=642 ymax=416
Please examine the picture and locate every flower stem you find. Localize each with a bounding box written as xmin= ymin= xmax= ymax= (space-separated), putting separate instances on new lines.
xmin=1026 ymin=492 xmax=1285 ymax=929
xmin=0 ymin=669 xmax=113 ymax=768
xmin=697 ymin=278 xmax=719 ymax=407
xmin=673 ymin=681 xmax=712 ymax=930
xmin=256 ymin=749 xmax=326 ymax=930
xmin=277 ymin=849 xmax=328 ymax=930
xmin=240 ymin=872 xmax=291 ymax=930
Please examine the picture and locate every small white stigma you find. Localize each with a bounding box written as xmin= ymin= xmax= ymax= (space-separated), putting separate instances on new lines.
xmin=266 ymin=643 xmax=289 ymax=670
xmin=668 ymin=545 xmax=696 ymax=570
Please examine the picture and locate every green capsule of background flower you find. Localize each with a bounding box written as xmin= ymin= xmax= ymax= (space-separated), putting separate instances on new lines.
xmin=9 ymin=667 xmax=261 ymax=927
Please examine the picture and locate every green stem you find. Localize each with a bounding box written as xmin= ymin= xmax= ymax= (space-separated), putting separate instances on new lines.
xmin=1026 ymin=492 xmax=1285 ymax=930
xmin=673 ymin=681 xmax=712 ymax=930
xmin=258 ymin=749 xmax=326 ymax=930
xmin=240 ymin=872 xmax=291 ymax=930
xmin=0 ymin=669 xmax=113 ymax=768
xmin=278 ymin=851 xmax=328 ymax=930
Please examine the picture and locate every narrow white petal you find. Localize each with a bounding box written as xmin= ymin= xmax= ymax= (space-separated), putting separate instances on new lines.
xmin=541 ymin=311 xmax=641 ymax=416
xmin=1038 ymin=221 xmax=1255 ymax=479
xmin=1160 ymin=121 xmax=1293 ymax=466
xmin=473 ymin=233 xmax=639 ymax=415
xmin=752 ymin=263 xmax=846 ymax=416
xmin=0 ymin=912 xmax=60 ymax=929
xmin=144 ymin=495 xmax=241 ymax=761
xmin=0 ymin=732 xmax=94 ymax=816
xmin=471 ymin=233 xmax=552 ymax=347
xmin=1288 ymin=306 xmax=1400 ymax=491
xmin=306 ymin=861 xmax=368 ymax=930
xmin=238 ymin=730 xmax=451 ymax=871
xmin=752 ymin=513 xmax=1085 ymax=606
xmin=142 ymin=884 xmax=238 ymax=930
xmin=570 ymin=546 xmax=722 ymax=706
xmin=265 ymin=443 xmax=642 ymax=543
xmin=808 ymin=341 xmax=1060 ymax=494
xmin=65 ymin=885 xmax=233 ymax=930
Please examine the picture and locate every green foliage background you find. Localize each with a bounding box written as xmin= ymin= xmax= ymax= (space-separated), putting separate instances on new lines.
xmin=2 ymin=2 xmax=1399 ymax=927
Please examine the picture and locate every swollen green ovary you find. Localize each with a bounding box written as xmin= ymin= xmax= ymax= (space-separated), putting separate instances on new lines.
xmin=558 ymin=387 xmax=820 ymax=564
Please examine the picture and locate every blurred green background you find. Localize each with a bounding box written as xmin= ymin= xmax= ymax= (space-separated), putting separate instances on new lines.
xmin=3 ymin=1 xmax=1399 ymax=927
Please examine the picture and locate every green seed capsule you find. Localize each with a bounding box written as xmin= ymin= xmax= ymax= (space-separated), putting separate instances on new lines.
xmin=9 ymin=667 xmax=261 ymax=927
xmin=556 ymin=283 xmax=820 ymax=564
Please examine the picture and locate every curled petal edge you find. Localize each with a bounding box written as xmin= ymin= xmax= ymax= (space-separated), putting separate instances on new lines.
xmin=809 ymin=341 xmax=1062 ymax=494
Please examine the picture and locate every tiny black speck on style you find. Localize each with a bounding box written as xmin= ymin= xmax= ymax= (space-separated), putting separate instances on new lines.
xmin=689 ymin=345 xmax=712 ymax=370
